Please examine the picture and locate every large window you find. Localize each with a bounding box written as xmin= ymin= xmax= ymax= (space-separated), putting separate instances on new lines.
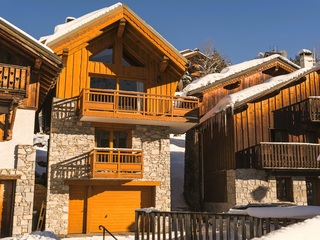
xmin=95 ymin=128 xmax=131 ymax=148
xmin=89 ymin=47 xmax=113 ymax=64
xmin=276 ymin=177 xmax=293 ymax=201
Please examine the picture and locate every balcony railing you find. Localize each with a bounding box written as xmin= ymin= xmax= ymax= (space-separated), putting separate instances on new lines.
xmin=89 ymin=148 xmax=143 ymax=178
xmin=301 ymin=96 xmax=320 ymax=122
xmin=0 ymin=63 xmax=30 ymax=96
xmin=256 ymin=142 xmax=320 ymax=170
xmin=79 ymin=88 xmax=199 ymax=121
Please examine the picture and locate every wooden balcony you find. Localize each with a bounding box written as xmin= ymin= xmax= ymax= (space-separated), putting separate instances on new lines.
xmin=256 ymin=142 xmax=320 ymax=170
xmin=89 ymin=148 xmax=143 ymax=179
xmin=78 ymin=88 xmax=199 ymax=133
xmin=301 ymin=96 xmax=320 ymax=122
xmin=0 ymin=63 xmax=30 ymax=97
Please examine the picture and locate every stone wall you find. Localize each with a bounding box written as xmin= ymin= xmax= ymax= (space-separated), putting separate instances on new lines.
xmin=0 ymin=145 xmax=36 ymax=236
xmin=46 ymin=98 xmax=172 ymax=234
xmin=205 ymin=169 xmax=308 ymax=213
xmin=132 ymin=125 xmax=171 ymax=210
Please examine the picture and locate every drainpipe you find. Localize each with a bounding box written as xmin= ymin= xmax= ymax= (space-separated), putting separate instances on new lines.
xmin=197 ymin=129 xmax=204 ymax=211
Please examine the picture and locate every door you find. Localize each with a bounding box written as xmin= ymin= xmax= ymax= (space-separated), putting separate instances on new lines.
xmin=68 ymin=184 xmax=155 ymax=234
xmin=0 ymin=180 xmax=15 ymax=238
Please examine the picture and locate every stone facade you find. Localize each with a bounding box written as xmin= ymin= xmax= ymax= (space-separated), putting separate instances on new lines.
xmin=46 ymin=98 xmax=171 ymax=234
xmin=205 ymin=169 xmax=308 ymax=213
xmin=0 ymin=145 xmax=36 ymax=236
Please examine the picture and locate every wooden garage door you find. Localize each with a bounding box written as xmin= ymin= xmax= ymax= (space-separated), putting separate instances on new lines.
xmin=68 ymin=185 xmax=154 ymax=234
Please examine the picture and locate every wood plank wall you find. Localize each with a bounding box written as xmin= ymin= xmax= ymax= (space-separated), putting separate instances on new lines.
xmin=234 ymin=71 xmax=320 ymax=153
xmin=55 ymin=21 xmax=180 ymax=100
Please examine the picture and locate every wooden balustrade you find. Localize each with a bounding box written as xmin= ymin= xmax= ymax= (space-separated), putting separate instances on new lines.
xmin=256 ymin=142 xmax=320 ymax=170
xmin=301 ymin=97 xmax=320 ymax=122
xmin=79 ymin=88 xmax=199 ymax=120
xmin=0 ymin=63 xmax=30 ymax=95
xmin=89 ymin=148 xmax=143 ymax=178
xmin=135 ymin=210 xmax=303 ymax=240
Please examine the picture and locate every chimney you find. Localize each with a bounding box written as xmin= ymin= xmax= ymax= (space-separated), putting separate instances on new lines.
xmin=298 ymin=49 xmax=315 ymax=68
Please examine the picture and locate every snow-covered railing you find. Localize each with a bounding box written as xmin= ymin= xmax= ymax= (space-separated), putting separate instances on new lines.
xmin=135 ymin=209 xmax=304 ymax=240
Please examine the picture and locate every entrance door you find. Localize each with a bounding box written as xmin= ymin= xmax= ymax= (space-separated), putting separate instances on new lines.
xmin=0 ymin=180 xmax=15 ymax=238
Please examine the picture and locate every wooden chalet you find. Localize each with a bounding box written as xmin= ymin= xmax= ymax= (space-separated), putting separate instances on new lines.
xmin=0 ymin=18 xmax=62 ymax=237
xmin=184 ymin=54 xmax=320 ymax=213
xmin=41 ymin=3 xmax=199 ymax=235
xmin=183 ymin=53 xmax=300 ymax=210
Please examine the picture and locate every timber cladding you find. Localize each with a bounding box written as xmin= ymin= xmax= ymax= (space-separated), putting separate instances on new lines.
xmin=68 ymin=184 xmax=155 ymax=233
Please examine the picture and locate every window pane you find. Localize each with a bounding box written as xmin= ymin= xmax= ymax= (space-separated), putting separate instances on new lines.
xmin=95 ymin=129 xmax=110 ymax=147
xmin=90 ymin=78 xmax=116 ymax=90
xmin=113 ymin=131 xmax=128 ymax=148
xmin=119 ymin=79 xmax=144 ymax=92
xmin=89 ymin=47 xmax=113 ymax=63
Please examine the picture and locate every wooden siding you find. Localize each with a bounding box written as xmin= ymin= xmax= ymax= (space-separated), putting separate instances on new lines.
xmin=234 ymin=71 xmax=320 ymax=156
xmin=51 ymin=10 xmax=185 ymax=102
xmin=200 ymin=72 xmax=271 ymax=116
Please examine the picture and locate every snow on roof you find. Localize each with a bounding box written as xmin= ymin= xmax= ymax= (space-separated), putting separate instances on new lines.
xmin=182 ymin=54 xmax=300 ymax=96
xmin=42 ymin=2 xmax=123 ymax=46
xmin=41 ymin=2 xmax=186 ymax=64
xmin=298 ymin=49 xmax=313 ymax=55
xmin=200 ymin=66 xmax=315 ymax=124
xmin=0 ymin=17 xmax=55 ymax=54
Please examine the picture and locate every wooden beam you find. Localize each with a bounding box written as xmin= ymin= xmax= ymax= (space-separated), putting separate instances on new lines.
xmin=117 ymin=18 xmax=126 ymax=38
xmin=159 ymin=56 xmax=169 ymax=73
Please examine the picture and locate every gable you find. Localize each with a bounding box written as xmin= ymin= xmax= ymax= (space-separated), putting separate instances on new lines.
xmin=43 ymin=3 xmax=186 ymax=73
xmin=185 ymin=54 xmax=300 ymax=96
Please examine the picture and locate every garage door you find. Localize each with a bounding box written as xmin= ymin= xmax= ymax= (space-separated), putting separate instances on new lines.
xmin=68 ymin=185 xmax=154 ymax=234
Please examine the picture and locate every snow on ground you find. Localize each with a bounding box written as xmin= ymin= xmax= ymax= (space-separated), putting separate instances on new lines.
xmin=253 ymin=215 xmax=320 ymax=240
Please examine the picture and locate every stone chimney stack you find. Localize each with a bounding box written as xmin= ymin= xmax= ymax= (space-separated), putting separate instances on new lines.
xmin=298 ymin=49 xmax=315 ymax=68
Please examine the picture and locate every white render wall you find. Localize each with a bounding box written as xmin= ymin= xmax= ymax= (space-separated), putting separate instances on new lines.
xmin=0 ymin=109 xmax=35 ymax=168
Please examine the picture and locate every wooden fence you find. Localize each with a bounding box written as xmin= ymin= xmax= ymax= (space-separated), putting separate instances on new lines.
xmin=135 ymin=210 xmax=303 ymax=240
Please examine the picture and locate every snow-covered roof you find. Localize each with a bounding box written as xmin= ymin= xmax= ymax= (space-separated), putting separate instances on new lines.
xmin=41 ymin=3 xmax=123 ymax=45
xmin=0 ymin=17 xmax=58 ymax=56
xmin=298 ymin=49 xmax=313 ymax=55
xmin=183 ymin=54 xmax=300 ymax=96
xmin=41 ymin=2 xmax=186 ymax=64
xmin=200 ymin=65 xmax=319 ymax=124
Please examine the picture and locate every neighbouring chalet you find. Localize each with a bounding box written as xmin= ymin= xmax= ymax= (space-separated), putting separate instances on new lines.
xmin=183 ymin=52 xmax=320 ymax=212
xmin=0 ymin=18 xmax=62 ymax=237
xmin=40 ymin=3 xmax=199 ymax=235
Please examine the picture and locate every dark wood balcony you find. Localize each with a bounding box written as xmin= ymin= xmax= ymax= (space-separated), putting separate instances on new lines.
xmin=301 ymin=96 xmax=320 ymax=122
xmin=256 ymin=142 xmax=320 ymax=170
xmin=78 ymin=88 xmax=199 ymax=133
xmin=89 ymin=148 xmax=143 ymax=179
xmin=0 ymin=63 xmax=30 ymax=97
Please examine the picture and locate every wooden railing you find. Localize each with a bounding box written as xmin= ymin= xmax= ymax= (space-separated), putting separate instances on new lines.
xmin=89 ymin=148 xmax=143 ymax=178
xmin=135 ymin=210 xmax=303 ymax=240
xmin=0 ymin=63 xmax=30 ymax=95
xmin=301 ymin=96 xmax=320 ymax=122
xmin=79 ymin=88 xmax=199 ymax=120
xmin=256 ymin=142 xmax=320 ymax=170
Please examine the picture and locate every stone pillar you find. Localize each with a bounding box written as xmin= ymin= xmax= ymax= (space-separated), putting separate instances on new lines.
xmin=293 ymin=176 xmax=307 ymax=205
xmin=132 ymin=125 xmax=171 ymax=211
xmin=46 ymin=98 xmax=94 ymax=235
xmin=12 ymin=145 xmax=36 ymax=236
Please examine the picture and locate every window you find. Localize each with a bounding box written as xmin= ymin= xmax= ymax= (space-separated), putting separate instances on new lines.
xmin=95 ymin=128 xmax=131 ymax=148
xmin=276 ymin=177 xmax=293 ymax=201
xmin=122 ymin=47 xmax=144 ymax=67
xmin=89 ymin=47 xmax=113 ymax=63
xmin=270 ymin=129 xmax=289 ymax=142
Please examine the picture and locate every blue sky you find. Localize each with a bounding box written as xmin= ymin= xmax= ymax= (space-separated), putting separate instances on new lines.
xmin=1 ymin=0 xmax=320 ymax=64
